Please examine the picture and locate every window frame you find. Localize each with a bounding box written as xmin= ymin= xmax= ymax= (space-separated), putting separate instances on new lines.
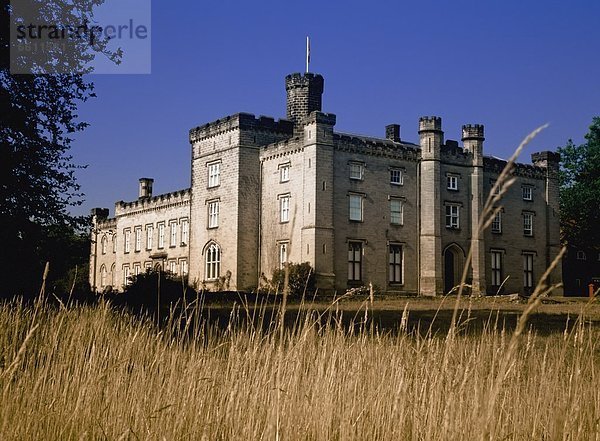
xmin=279 ymin=163 xmax=290 ymax=183
xmin=523 ymin=212 xmax=534 ymax=237
xmin=207 ymin=161 xmax=221 ymax=188
xmin=390 ymin=168 xmax=403 ymax=186
xmin=205 ymin=243 xmax=221 ymax=281
xmin=388 ymin=244 xmax=403 ymax=284
xmin=146 ymin=224 xmax=153 ymax=250
xmin=208 ymin=200 xmax=220 ymax=229
xmin=279 ymin=194 xmax=290 ymax=223
xmin=124 ymin=229 xmax=131 ymax=254
xmin=390 ymin=198 xmax=404 ymax=226
xmin=523 ymin=253 xmax=534 ymax=289
xmin=491 ymin=211 xmax=502 ymax=234
xmin=491 ymin=250 xmax=503 ymax=287
xmin=278 ymin=242 xmax=289 ymax=270
xmin=522 ymin=185 xmax=533 ymax=201
xmin=134 ymin=226 xmax=142 ymax=252
xmin=348 ymin=241 xmax=362 ymax=282
xmin=445 ymin=204 xmax=460 ymax=229
xmin=349 ymin=193 xmax=363 ymax=222
xmin=157 ymin=223 xmax=165 ymax=249
xmin=349 ymin=162 xmax=365 ymax=181
xmin=447 ymin=175 xmax=459 ymax=191
xmin=180 ymin=219 xmax=189 ymax=246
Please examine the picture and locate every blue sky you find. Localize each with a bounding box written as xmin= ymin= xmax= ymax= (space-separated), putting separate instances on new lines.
xmin=71 ymin=0 xmax=600 ymax=216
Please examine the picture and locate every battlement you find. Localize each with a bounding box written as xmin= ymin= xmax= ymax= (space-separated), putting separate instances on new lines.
xmin=115 ymin=188 xmax=191 ymax=216
xmin=483 ymin=157 xmax=547 ymax=179
xmin=462 ymin=124 xmax=485 ymax=141
xmin=96 ymin=216 xmax=117 ymax=230
xmin=532 ymin=151 xmax=560 ymax=166
xmin=260 ymin=136 xmax=303 ymax=161
xmin=189 ymin=113 xmax=293 ymax=143
xmin=333 ymin=132 xmax=420 ymax=161
xmin=303 ymin=111 xmax=337 ymax=126
xmin=285 ymin=72 xmax=324 ymax=92
xmin=419 ymin=116 xmax=443 ymax=133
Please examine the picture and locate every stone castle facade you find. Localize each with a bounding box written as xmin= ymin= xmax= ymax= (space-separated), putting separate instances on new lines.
xmin=90 ymin=71 xmax=563 ymax=296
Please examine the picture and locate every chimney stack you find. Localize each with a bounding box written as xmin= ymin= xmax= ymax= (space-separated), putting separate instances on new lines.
xmin=139 ymin=178 xmax=154 ymax=199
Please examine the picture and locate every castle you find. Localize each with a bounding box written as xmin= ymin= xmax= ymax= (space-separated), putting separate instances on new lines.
xmin=89 ymin=70 xmax=563 ymax=296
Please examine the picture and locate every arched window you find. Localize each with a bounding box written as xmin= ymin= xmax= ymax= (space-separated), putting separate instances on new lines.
xmin=101 ymin=236 xmax=108 ymax=255
xmin=112 ymin=235 xmax=116 ymax=253
xmin=100 ymin=265 xmax=107 ymax=288
xmin=205 ymin=243 xmax=221 ymax=280
xmin=110 ymin=263 xmax=116 ymax=286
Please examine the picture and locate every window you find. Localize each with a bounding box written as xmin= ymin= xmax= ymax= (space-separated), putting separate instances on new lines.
xmin=123 ymin=265 xmax=131 ymax=286
xmin=279 ymin=242 xmax=288 ymax=269
xmin=491 ymin=251 xmax=503 ymax=287
xmin=491 ymin=180 xmax=501 ymax=196
xmin=349 ymin=194 xmax=363 ymax=221
xmin=349 ymin=162 xmax=364 ymax=180
xmin=280 ymin=164 xmax=290 ymax=183
xmin=181 ymin=219 xmax=189 ymax=245
xmin=348 ymin=242 xmax=362 ymax=281
xmin=134 ymin=227 xmax=142 ymax=252
xmin=170 ymin=221 xmax=177 ymax=246
xmin=100 ymin=265 xmax=107 ymax=288
xmin=523 ymin=213 xmax=533 ymax=236
xmin=169 ymin=260 xmax=177 ymax=274
xmin=389 ymin=245 xmax=403 ymax=284
xmin=280 ymin=195 xmax=290 ymax=223
xmin=523 ymin=253 xmax=534 ymax=289
xmin=447 ymin=175 xmax=458 ymax=191
xmin=390 ymin=169 xmax=403 ymax=185
xmin=491 ymin=211 xmax=502 ymax=233
xmin=180 ymin=259 xmax=188 ymax=276
xmin=208 ymin=162 xmax=220 ymax=188
xmin=205 ymin=243 xmax=221 ymax=280
xmin=208 ymin=201 xmax=220 ymax=228
xmin=522 ymin=186 xmax=533 ymax=201
xmin=158 ymin=223 xmax=165 ymax=249
xmin=101 ymin=236 xmax=107 ymax=255
xmin=576 ymin=251 xmax=587 ymax=261
xmin=146 ymin=225 xmax=153 ymax=250
xmin=390 ymin=199 xmax=404 ymax=225
xmin=112 ymin=235 xmax=116 ymax=253
xmin=445 ymin=205 xmax=460 ymax=229
xmin=124 ymin=229 xmax=131 ymax=253
xmin=133 ymin=263 xmax=141 ymax=276
xmin=110 ymin=263 xmax=115 ymax=286
xmin=144 ymin=262 xmax=152 ymax=271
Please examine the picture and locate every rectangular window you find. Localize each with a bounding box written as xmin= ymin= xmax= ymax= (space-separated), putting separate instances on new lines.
xmin=134 ymin=227 xmax=142 ymax=252
xmin=133 ymin=263 xmax=141 ymax=276
xmin=523 ymin=253 xmax=534 ymax=289
xmin=447 ymin=175 xmax=458 ymax=191
xmin=169 ymin=260 xmax=177 ymax=275
xmin=180 ymin=259 xmax=188 ymax=276
xmin=124 ymin=230 xmax=131 ymax=253
xmin=390 ymin=169 xmax=403 ymax=185
xmin=349 ymin=194 xmax=363 ymax=221
xmin=389 ymin=245 xmax=403 ymax=284
xmin=349 ymin=162 xmax=364 ymax=180
xmin=523 ymin=213 xmax=533 ymax=236
xmin=170 ymin=221 xmax=177 ymax=247
xmin=348 ymin=242 xmax=362 ymax=281
xmin=445 ymin=205 xmax=460 ymax=229
xmin=158 ymin=223 xmax=165 ymax=249
xmin=491 ymin=251 xmax=503 ymax=287
xmin=279 ymin=242 xmax=288 ymax=269
xmin=280 ymin=196 xmax=290 ymax=223
xmin=280 ymin=164 xmax=290 ymax=183
xmin=390 ymin=199 xmax=404 ymax=225
xmin=123 ymin=265 xmax=131 ymax=286
xmin=146 ymin=225 xmax=153 ymax=250
xmin=522 ymin=186 xmax=533 ymax=201
xmin=491 ymin=211 xmax=502 ymax=233
xmin=181 ymin=219 xmax=189 ymax=245
xmin=208 ymin=201 xmax=220 ymax=228
xmin=208 ymin=162 xmax=220 ymax=188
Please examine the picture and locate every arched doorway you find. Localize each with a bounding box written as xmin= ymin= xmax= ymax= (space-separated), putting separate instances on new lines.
xmin=443 ymin=244 xmax=465 ymax=294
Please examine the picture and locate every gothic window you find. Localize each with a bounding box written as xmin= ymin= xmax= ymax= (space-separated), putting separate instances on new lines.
xmin=205 ymin=243 xmax=221 ymax=281
xmin=101 ymin=235 xmax=107 ymax=255
xmin=100 ymin=265 xmax=107 ymax=288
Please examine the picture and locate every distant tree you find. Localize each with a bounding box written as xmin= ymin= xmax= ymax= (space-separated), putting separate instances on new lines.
xmin=0 ymin=0 xmax=119 ymax=296
xmin=557 ymin=117 xmax=600 ymax=248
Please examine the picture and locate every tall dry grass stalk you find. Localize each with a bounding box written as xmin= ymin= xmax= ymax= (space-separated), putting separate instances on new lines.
xmin=0 ymin=299 xmax=599 ymax=440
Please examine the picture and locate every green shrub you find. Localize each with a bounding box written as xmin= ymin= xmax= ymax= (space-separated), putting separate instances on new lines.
xmin=271 ymin=262 xmax=316 ymax=297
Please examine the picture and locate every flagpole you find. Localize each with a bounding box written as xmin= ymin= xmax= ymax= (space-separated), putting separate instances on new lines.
xmin=306 ymin=36 xmax=310 ymax=73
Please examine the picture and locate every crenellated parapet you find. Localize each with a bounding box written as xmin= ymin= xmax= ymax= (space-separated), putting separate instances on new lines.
xmin=483 ymin=157 xmax=547 ymax=179
xmin=333 ymin=133 xmax=420 ymax=161
xmin=259 ymin=137 xmax=304 ymax=161
xmin=115 ymin=188 xmax=191 ymax=217
xmin=189 ymin=113 xmax=293 ymax=143
xmin=418 ymin=116 xmax=443 ymax=133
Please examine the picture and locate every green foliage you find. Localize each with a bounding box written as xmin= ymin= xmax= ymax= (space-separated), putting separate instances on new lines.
xmin=271 ymin=262 xmax=316 ymax=296
xmin=0 ymin=0 xmax=119 ymax=296
xmin=558 ymin=117 xmax=600 ymax=248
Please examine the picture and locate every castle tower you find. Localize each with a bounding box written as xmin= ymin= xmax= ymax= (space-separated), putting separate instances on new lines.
xmin=532 ymin=151 xmax=563 ymax=296
xmin=419 ymin=116 xmax=444 ymax=295
xmin=462 ymin=124 xmax=486 ymax=295
xmin=285 ymin=73 xmax=324 ymax=130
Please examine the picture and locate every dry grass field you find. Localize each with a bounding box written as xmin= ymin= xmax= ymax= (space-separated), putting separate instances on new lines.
xmin=1 ymin=295 xmax=599 ymax=440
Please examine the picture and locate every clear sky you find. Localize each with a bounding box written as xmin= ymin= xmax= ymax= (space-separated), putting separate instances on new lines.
xmin=71 ymin=0 xmax=600 ymax=216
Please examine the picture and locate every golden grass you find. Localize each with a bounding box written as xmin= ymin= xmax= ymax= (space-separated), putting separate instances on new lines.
xmin=0 ymin=298 xmax=599 ymax=440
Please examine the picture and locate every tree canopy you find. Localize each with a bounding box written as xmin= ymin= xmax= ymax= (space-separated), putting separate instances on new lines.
xmin=558 ymin=117 xmax=600 ymax=249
